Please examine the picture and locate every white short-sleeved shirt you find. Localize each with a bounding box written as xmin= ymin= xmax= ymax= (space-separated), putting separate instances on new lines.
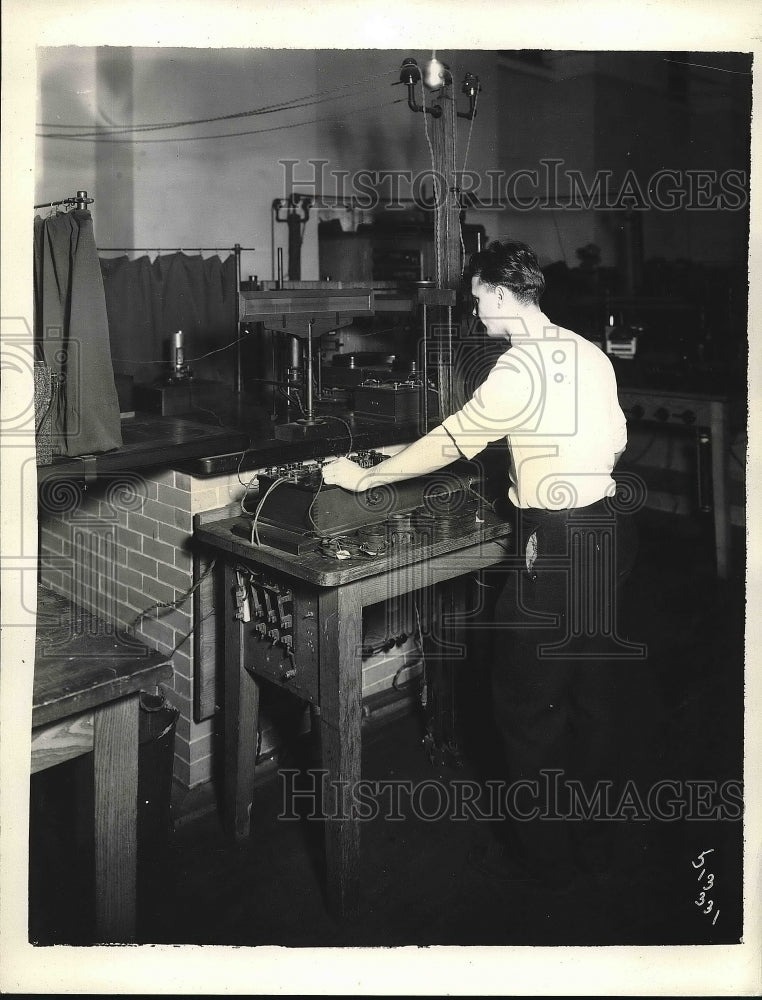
xmin=442 ymin=325 xmax=627 ymax=510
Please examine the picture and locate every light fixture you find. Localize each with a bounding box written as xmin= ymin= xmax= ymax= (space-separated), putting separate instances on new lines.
xmin=399 ymin=57 xmax=481 ymax=120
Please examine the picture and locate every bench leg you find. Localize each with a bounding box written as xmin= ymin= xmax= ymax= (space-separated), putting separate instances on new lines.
xmin=318 ymin=584 xmax=363 ymax=920
xmin=224 ymin=564 xmax=261 ymax=840
xmin=93 ymin=693 xmax=138 ymax=942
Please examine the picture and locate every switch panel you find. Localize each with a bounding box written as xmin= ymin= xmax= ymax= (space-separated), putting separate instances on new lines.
xmin=235 ymin=567 xmax=319 ymax=702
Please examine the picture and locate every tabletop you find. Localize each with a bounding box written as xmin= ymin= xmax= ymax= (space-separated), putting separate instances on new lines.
xmin=194 ymin=509 xmax=515 ymax=587
xmin=33 ymin=587 xmax=173 ymax=728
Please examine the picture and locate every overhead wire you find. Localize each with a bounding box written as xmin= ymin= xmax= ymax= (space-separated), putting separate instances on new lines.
xmin=38 ymin=71 xmax=401 ymax=141
xmin=38 ymin=97 xmax=405 ymax=143
xmin=38 ymin=69 xmax=399 ymax=132
xmin=420 ymin=82 xmax=441 ymax=288
xmin=459 ymin=87 xmax=479 ymax=273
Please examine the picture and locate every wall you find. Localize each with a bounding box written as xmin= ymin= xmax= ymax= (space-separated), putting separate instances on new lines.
xmin=37 ymin=47 xmax=324 ymax=281
xmin=37 ymin=48 xmax=503 ymax=279
xmin=493 ymin=51 xmax=751 ymax=270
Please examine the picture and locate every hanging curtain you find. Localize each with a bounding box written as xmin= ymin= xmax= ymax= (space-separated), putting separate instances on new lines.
xmin=33 ymin=210 xmax=122 ymax=457
xmin=101 ymin=252 xmax=237 ymax=385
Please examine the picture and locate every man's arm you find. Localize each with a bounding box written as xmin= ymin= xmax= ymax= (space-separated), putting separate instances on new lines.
xmin=321 ymin=425 xmax=459 ymax=493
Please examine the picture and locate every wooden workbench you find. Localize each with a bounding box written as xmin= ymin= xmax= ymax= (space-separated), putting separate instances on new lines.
xmin=31 ymin=586 xmax=173 ymax=942
xmin=194 ymin=511 xmax=513 ymax=918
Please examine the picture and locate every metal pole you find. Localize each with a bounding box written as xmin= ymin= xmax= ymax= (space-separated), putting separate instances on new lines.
xmin=304 ymin=319 xmax=315 ymax=422
xmin=234 ymin=243 xmax=243 ymax=395
xmin=422 ymin=302 xmax=429 ymax=433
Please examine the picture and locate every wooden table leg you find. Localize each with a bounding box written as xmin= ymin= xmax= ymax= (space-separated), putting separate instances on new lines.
xmin=224 ymin=563 xmax=261 ymax=841
xmin=318 ymin=584 xmax=363 ymax=919
xmin=93 ymin=692 xmax=138 ymax=942
xmin=423 ymin=579 xmax=467 ymax=767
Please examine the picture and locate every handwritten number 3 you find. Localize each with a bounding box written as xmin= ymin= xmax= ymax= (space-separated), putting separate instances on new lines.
xmin=703 ymin=874 xmax=715 ymax=890
xmin=695 ymin=891 xmax=706 ymax=906
xmin=703 ymin=900 xmax=714 ymax=915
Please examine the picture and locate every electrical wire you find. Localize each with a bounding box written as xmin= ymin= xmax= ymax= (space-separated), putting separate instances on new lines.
xmin=239 ymin=476 xmax=260 ymax=515
xmin=420 ymin=83 xmax=441 ymax=289
xmin=413 ymin=599 xmax=427 ymax=708
xmin=237 ymin=450 xmax=258 ymax=490
xmin=39 ymin=98 xmax=404 ymax=144
xmin=112 ymin=329 xmax=250 ymax=367
xmin=448 ymin=85 xmax=457 ymax=288
xmin=318 ymin=414 xmax=354 ymax=456
xmin=467 ymin=482 xmax=499 ymax=513
xmin=188 ymin=385 xmax=225 ymax=427
xmin=38 ymin=69 xmax=399 ymax=132
xmin=305 ymin=472 xmax=325 ymax=536
xmin=460 ymin=87 xmax=479 ymax=177
xmin=171 ymin=607 xmax=216 ymax=656
xmin=129 ymin=557 xmax=217 ymax=631
xmin=40 ymin=87 xmax=390 ymax=139
xmin=250 ymin=476 xmax=290 ymax=546
xmin=458 ymin=87 xmax=479 ymax=277
xmin=549 ymin=208 xmax=567 ymax=261
xmin=302 ymin=426 xmax=352 ymax=538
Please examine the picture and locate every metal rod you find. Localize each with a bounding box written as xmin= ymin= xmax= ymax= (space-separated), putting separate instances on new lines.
xmin=97 ymin=246 xmax=256 ymax=252
xmin=446 ymin=304 xmax=453 ymax=417
xmin=35 ymin=190 xmax=93 ymax=210
xmin=422 ymin=302 xmax=429 ymax=433
xmin=234 ymin=243 xmax=243 ymax=395
xmin=304 ymin=319 xmax=315 ymax=421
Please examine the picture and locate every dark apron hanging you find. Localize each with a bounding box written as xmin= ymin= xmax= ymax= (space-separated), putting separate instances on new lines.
xmin=33 ymin=210 xmax=122 ymax=457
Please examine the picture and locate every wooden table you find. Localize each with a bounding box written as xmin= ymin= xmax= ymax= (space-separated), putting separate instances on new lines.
xmin=194 ymin=511 xmax=513 ymax=919
xmin=31 ymin=586 xmax=173 ymax=942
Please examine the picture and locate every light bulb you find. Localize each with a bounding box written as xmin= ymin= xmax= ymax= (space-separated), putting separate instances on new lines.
xmin=424 ymin=55 xmax=446 ymax=89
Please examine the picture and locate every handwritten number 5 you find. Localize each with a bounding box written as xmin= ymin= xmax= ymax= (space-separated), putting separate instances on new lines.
xmin=692 ymin=849 xmax=715 ymax=868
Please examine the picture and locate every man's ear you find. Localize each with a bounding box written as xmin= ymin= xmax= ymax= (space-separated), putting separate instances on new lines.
xmin=495 ymin=285 xmax=505 ymax=307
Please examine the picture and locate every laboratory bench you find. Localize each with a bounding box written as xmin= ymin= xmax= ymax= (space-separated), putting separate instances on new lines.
xmin=35 ymin=397 xmax=425 ymax=488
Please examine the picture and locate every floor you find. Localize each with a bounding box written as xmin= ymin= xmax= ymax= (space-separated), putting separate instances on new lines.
xmin=28 ymin=507 xmax=746 ymax=948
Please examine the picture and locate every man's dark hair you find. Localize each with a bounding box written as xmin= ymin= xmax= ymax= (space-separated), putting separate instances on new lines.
xmin=468 ymin=239 xmax=545 ymax=306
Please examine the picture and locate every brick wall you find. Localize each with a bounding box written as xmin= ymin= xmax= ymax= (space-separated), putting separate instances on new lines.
xmin=38 ymin=457 xmax=421 ymax=793
xmin=38 ymin=468 xmax=204 ymax=786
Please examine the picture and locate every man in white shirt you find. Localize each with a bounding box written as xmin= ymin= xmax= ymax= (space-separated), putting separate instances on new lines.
xmin=323 ymin=239 xmax=638 ymax=888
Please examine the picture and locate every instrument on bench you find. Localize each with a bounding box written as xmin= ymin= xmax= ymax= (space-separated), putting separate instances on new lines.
xmin=236 ymin=453 xmax=483 ymax=555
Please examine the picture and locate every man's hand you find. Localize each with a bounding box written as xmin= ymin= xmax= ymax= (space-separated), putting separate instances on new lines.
xmin=321 ymin=457 xmax=368 ymax=493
